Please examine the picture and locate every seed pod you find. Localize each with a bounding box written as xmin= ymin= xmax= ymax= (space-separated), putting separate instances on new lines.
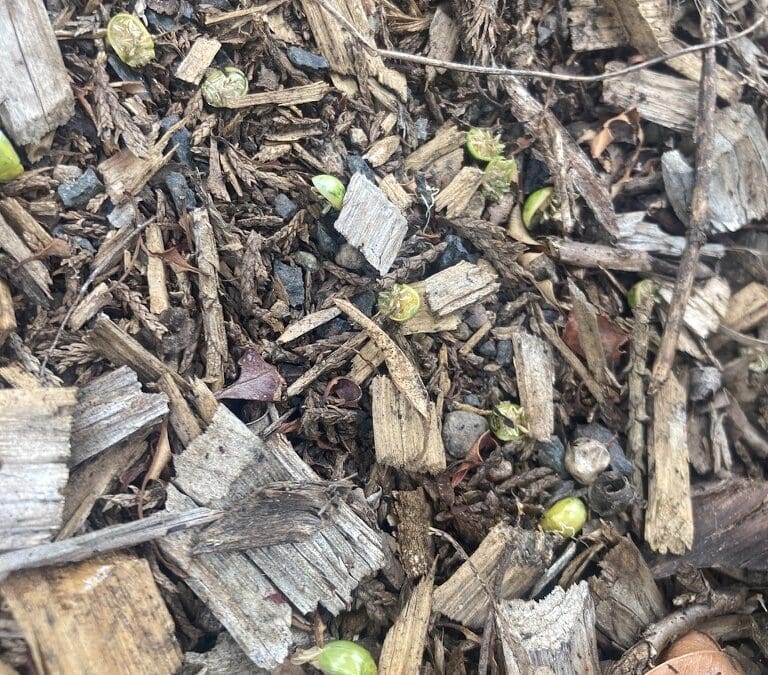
xmin=315 ymin=640 xmax=377 ymax=675
xmin=106 ymin=13 xmax=155 ymax=68
xmin=522 ymin=186 xmax=554 ymax=229
xmin=201 ymin=67 xmax=248 ymax=108
xmin=377 ymin=283 xmax=420 ymax=322
xmin=489 ymin=401 xmax=528 ymax=442
xmin=482 ymin=157 xmax=518 ymax=201
xmin=540 ymin=497 xmax=587 ymax=537
xmin=0 ymin=130 xmax=23 ymax=182
xmin=312 ymin=174 xmax=346 ymax=210
xmin=466 ymin=127 xmax=505 ymax=162
xmin=588 ymin=470 xmax=634 ymax=516
xmin=627 ymin=279 xmax=656 ymax=309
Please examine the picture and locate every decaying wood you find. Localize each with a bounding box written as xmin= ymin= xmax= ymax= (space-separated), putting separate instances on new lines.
xmin=371 ymin=375 xmax=446 ymax=474
xmin=379 ymin=570 xmax=435 ymax=675
xmin=0 ymin=0 xmax=74 ymax=146
xmin=277 ymin=307 xmax=342 ymax=344
xmin=91 ymin=219 xmax=145 ymax=280
xmin=69 ymin=366 xmax=168 ymax=467
xmin=0 ymin=281 xmax=15 ymax=347
xmin=568 ymin=0 xmax=625 ymax=51
xmin=348 ymin=338 xmax=385 ymax=384
xmin=394 ymin=489 xmax=434 ymax=579
xmin=568 ymin=281 xmax=612 ymax=387
xmin=511 ymin=331 xmax=554 ymax=442
xmin=656 ymin=276 xmax=729 ymax=340
xmin=433 ymin=524 xmax=553 ymax=629
xmin=333 ymin=173 xmax=407 ymax=275
xmin=616 ymin=213 xmax=724 ymax=259
xmin=645 ymin=371 xmax=693 ymax=555
xmin=67 ymin=282 xmax=112 ymax=331
xmin=423 ymin=260 xmax=499 ymax=317
xmin=2 ymin=553 xmax=181 ymax=674
xmin=0 ymin=211 xmax=52 ymax=306
xmin=0 ymin=388 xmax=77 ymax=552
xmin=588 ymin=538 xmax=666 ymax=650
xmin=192 ymin=207 xmax=228 ymax=391
xmin=145 ymin=222 xmax=170 ymax=314
xmin=723 ymin=282 xmax=768 ymax=334
xmin=434 ymin=166 xmax=483 ymax=218
xmin=497 ymin=582 xmax=600 ymax=675
xmin=404 ymin=124 xmax=466 ymax=172
xmin=364 ymin=135 xmax=400 ymax=167
xmin=183 ymin=632 xmax=265 ymax=675
xmin=0 ymin=198 xmax=52 ymax=251
xmin=378 ymin=174 xmax=412 ymax=210
xmin=286 ymin=331 xmax=369 ymax=396
xmin=227 ymin=82 xmax=331 ymax=108
xmin=425 ymin=5 xmax=459 ymax=83
xmin=175 ymin=37 xmax=221 ymax=84
xmin=158 ymin=373 xmax=202 ymax=447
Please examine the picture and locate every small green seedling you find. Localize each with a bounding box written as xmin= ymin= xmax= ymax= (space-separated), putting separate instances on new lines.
xmin=466 ymin=127 xmax=505 ymax=162
xmin=0 ymin=130 xmax=23 ymax=182
xmin=312 ymin=174 xmax=346 ymax=210
xmin=377 ymin=283 xmax=421 ymax=322
xmin=293 ymin=640 xmax=377 ymax=675
xmin=522 ymin=186 xmax=555 ymax=229
xmin=107 ymin=13 xmax=155 ymax=68
xmin=489 ymin=401 xmax=528 ymax=442
xmin=482 ymin=157 xmax=518 ymax=201
xmin=201 ymin=67 xmax=248 ymax=107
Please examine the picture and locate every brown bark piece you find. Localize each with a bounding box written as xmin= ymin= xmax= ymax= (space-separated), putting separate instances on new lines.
xmin=158 ymin=372 xmax=203 ymax=447
xmin=404 ymin=124 xmax=466 ymax=172
xmin=378 ymin=174 xmax=413 ymax=210
xmin=568 ymin=280 xmax=611 ymax=386
xmin=277 ymin=307 xmax=342 ymax=345
xmin=434 ymin=166 xmax=483 ymax=218
xmin=2 ymin=553 xmax=181 ymax=675
xmin=433 ymin=524 xmax=554 ymax=628
xmin=0 ymin=210 xmax=52 ymax=306
xmin=67 ymin=282 xmax=112 ymax=331
xmin=174 ymin=37 xmax=221 ymax=84
xmin=424 ymin=260 xmax=499 ymax=317
xmin=145 ymin=222 xmax=170 ymax=314
xmin=394 ymin=489 xmax=435 ymax=579
xmin=645 ymin=371 xmax=693 ymax=555
xmin=0 ymin=0 xmax=74 ymax=146
xmin=0 ymin=281 xmax=16 ymax=348
xmin=512 ymin=331 xmax=555 ymax=442
xmin=497 ymin=582 xmax=600 ymax=675
xmin=0 ymin=198 xmax=53 ymax=250
xmin=226 ymin=82 xmax=331 ymax=108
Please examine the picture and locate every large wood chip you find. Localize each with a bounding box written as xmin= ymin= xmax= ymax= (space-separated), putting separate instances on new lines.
xmin=424 ymin=261 xmax=500 ymax=317
xmin=511 ymin=332 xmax=555 ymax=442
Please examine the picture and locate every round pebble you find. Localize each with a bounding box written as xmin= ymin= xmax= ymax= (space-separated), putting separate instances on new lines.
xmin=442 ymin=411 xmax=489 ymax=459
xmin=565 ymin=437 xmax=610 ymax=485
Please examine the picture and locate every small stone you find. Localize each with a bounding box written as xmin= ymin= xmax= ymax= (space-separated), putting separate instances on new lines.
xmin=346 ymin=154 xmax=377 ymax=184
xmin=442 ymin=411 xmax=489 ymax=459
xmin=314 ymin=222 xmax=339 ymax=258
xmin=145 ymin=10 xmax=177 ymax=32
xmin=349 ymin=128 xmax=368 ymax=150
xmin=574 ymin=423 xmax=634 ymax=476
xmin=334 ymin=243 xmax=367 ymax=271
xmin=436 ymin=234 xmax=471 ymax=271
xmin=495 ymin=340 xmax=513 ymax=366
xmin=57 ymin=168 xmax=104 ymax=208
xmin=273 ymin=260 xmax=304 ymax=307
xmin=316 ymin=317 xmax=352 ymax=338
xmin=274 ymin=193 xmax=298 ymax=220
xmin=414 ymin=117 xmax=429 ymax=142
xmin=159 ymin=115 xmax=191 ymax=165
xmin=477 ymin=340 xmax=496 ymax=359
xmin=463 ymin=394 xmax=482 ymax=407
xmin=352 ymin=290 xmax=376 ymax=317
xmin=53 ymin=165 xmax=83 ymax=184
xmin=565 ymin=437 xmax=610 ymax=485
xmin=464 ymin=304 xmax=489 ymax=330
xmin=286 ymin=46 xmax=329 ymax=71
xmin=107 ymin=201 xmax=136 ymax=229
xmin=165 ymin=172 xmax=196 ymax=214
xmin=537 ymin=436 xmax=567 ymax=475
xmin=294 ymin=251 xmax=320 ymax=273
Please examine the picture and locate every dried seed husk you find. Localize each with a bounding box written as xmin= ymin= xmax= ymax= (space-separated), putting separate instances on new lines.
xmin=106 ymin=13 xmax=155 ymax=68
xmin=201 ymin=67 xmax=248 ymax=108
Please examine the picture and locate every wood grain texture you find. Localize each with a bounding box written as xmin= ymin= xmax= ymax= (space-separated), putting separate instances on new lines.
xmin=2 ymin=553 xmax=181 ymax=675
xmin=511 ymin=331 xmax=555 ymax=442
xmin=424 ymin=261 xmax=499 ymax=317
xmin=0 ymin=0 xmax=74 ymax=145
xmin=0 ymin=388 xmax=76 ymax=551
xmin=175 ymin=37 xmax=221 ymax=84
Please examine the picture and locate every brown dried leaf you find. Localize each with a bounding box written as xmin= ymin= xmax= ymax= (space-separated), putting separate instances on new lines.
xmin=563 ymin=311 xmax=629 ymax=364
xmin=646 ymin=651 xmax=742 ymax=675
xmin=323 ymin=376 xmax=362 ymax=408
xmin=216 ymin=349 xmax=286 ymax=401
xmin=143 ymin=242 xmax=202 ymax=275
xmin=450 ymin=430 xmax=497 ymax=487
xmin=12 ymin=237 xmax=72 ymax=268
xmin=590 ymin=109 xmax=642 ymax=159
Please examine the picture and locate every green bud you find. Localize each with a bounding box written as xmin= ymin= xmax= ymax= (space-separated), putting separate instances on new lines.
xmin=377 ymin=283 xmax=421 ymax=322
xmin=540 ymin=497 xmax=587 ymax=537
xmin=627 ymin=279 xmax=656 ymax=309
xmin=106 ymin=13 xmax=155 ymax=68
xmin=482 ymin=157 xmax=518 ymax=201
xmin=312 ymin=174 xmax=346 ymax=210
xmin=522 ymin=187 xmax=555 ymax=229
xmin=201 ymin=67 xmax=249 ymax=108
xmin=315 ymin=640 xmax=377 ymax=675
xmin=466 ymin=128 xmax=505 ymax=163
xmin=489 ymin=401 xmax=528 ymax=442
xmin=0 ymin=130 xmax=23 ymax=182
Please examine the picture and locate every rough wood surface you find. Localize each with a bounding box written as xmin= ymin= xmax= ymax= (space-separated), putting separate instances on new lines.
xmin=158 ymin=372 xmax=202 ymax=447
xmin=98 ymin=141 xmax=176 ymax=205
xmin=175 ymin=37 xmax=221 ymax=84
xmin=0 ymin=198 xmax=52 ymax=251
xmin=433 ymin=524 xmax=554 ymax=628
xmin=645 ymin=371 xmax=693 ymax=555
xmin=371 ymin=375 xmax=446 ymax=474
xmin=333 ymin=173 xmax=407 ymax=275
xmin=568 ymin=280 xmax=611 ymax=386
xmin=434 ymin=166 xmax=483 ymax=218
xmin=588 ymin=537 xmax=666 ymax=650
xmin=70 ymin=366 xmax=168 ymax=466
xmin=404 ymin=124 xmax=466 ymax=172
xmin=145 ymin=222 xmax=170 ymax=314
xmin=67 ymin=282 xmax=112 ymax=331
xmin=0 ymin=0 xmax=74 ymax=146
xmin=497 ymin=582 xmax=600 ymax=675
xmin=0 ymin=388 xmax=77 ymax=551
xmin=424 ymin=261 xmax=499 ymax=317
xmin=394 ymin=489 xmax=435 ymax=579
xmin=227 ymin=82 xmax=331 ymax=109
xmin=2 ymin=553 xmax=181 ymax=674
xmin=656 ymin=276 xmax=729 ymax=340
xmin=0 ymin=210 xmax=52 ymax=306
xmin=512 ymin=331 xmax=554 ymax=442
xmin=379 ymin=570 xmax=434 ymax=675
xmin=400 ymin=281 xmax=461 ymax=335
xmin=568 ymin=0 xmax=625 ymax=51
xmin=0 ymin=281 xmax=16 ymax=348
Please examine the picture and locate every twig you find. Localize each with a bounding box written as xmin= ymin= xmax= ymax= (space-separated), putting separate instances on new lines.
xmin=314 ymin=0 xmax=764 ymax=84
xmin=479 ymin=542 xmax=514 ymax=674
xmin=649 ymin=1 xmax=718 ymax=392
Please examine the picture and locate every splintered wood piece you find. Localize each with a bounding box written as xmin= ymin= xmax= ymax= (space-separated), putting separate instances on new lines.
xmin=145 ymin=222 xmax=170 ymax=314
xmin=0 ymin=198 xmax=52 ymax=250
xmin=549 ymin=238 xmax=689 ymax=276
xmin=183 ymin=632 xmax=268 ymax=674
xmin=646 ymin=371 xmax=693 ymax=555
xmin=174 ymin=37 xmax=221 ymax=84
xmin=70 ymin=366 xmax=168 ymax=467
xmin=424 ymin=261 xmax=499 ymax=317
xmin=336 ymin=299 xmax=429 ymax=417
xmin=497 ymin=582 xmax=600 ymax=675
xmin=379 ymin=570 xmax=435 ymax=675
xmin=425 ymin=5 xmax=459 ymax=82
xmin=0 ymin=211 xmax=52 ymax=305
xmin=226 ymin=82 xmax=331 ymax=108
xmin=364 ymin=135 xmax=400 ymax=167
xmin=299 ymin=0 xmax=407 ymax=102
xmin=568 ymin=0 xmax=625 ymax=51
xmin=568 ymin=280 xmax=611 ymax=386
xmin=0 ymin=388 xmax=77 ymax=551
xmin=371 ymin=375 xmax=446 ymax=475
xmin=161 ymin=486 xmax=292 ymax=669
xmin=394 ymin=489 xmax=434 ymax=579
xmin=616 ymin=212 xmax=724 ymax=259
xmin=378 ymin=174 xmax=413 ymax=210
xmin=434 ymin=166 xmax=484 ymax=218
xmin=277 ymin=307 xmax=342 ymax=344
xmin=333 ymin=173 xmax=407 ymax=275
xmin=0 ymin=0 xmax=74 ymax=146
xmin=656 ymin=276 xmax=730 ymax=340
xmin=192 ymin=207 xmax=228 ymax=391
xmin=169 ymin=405 xmax=385 ymax=616
xmin=433 ymin=524 xmax=554 ymax=629
xmin=400 ymin=281 xmax=461 ymax=336
xmin=349 ymin=338 xmax=385 ymax=384
xmin=404 ymin=124 xmax=466 ymax=172
xmin=724 ymin=282 xmax=768 ymax=333
xmin=158 ymin=373 xmax=202 ymax=447
xmin=2 ymin=553 xmax=181 ymax=674
xmin=512 ymin=331 xmax=554 ymax=442
xmin=0 ymin=280 xmax=16 ymax=347
xmin=91 ymin=219 xmax=143 ymax=279
xmin=67 ymin=282 xmax=112 ymax=331
xmin=588 ymin=537 xmax=666 ymax=650
xmin=287 ymin=332 xmax=369 ymax=397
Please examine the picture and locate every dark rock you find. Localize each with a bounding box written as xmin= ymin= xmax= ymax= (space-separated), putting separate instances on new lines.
xmin=107 ymin=201 xmax=136 ymax=229
xmin=160 ymin=116 xmax=191 ymax=164
xmin=107 ymin=56 xmax=148 ymax=93
xmin=436 ymin=234 xmax=471 ymax=271
xmin=273 ymin=261 xmax=305 ymax=307
xmin=165 ymin=172 xmax=196 ymax=214
xmin=537 ymin=436 xmax=567 ymax=475
xmin=335 ymin=243 xmax=366 ymax=271
xmin=464 ymin=304 xmax=489 ymax=330
xmin=442 ymin=411 xmax=489 ymax=459
xmin=352 ymin=291 xmax=376 ymax=317
xmin=193 ymin=0 xmax=231 ymax=8
xmin=574 ymin=423 xmax=634 ymax=476
xmin=346 ymin=154 xmax=377 ymax=184
xmin=145 ymin=10 xmax=177 ymax=32
xmin=58 ymin=168 xmax=104 ymax=208
xmin=286 ymin=46 xmax=329 ymax=71
xmin=274 ymin=193 xmax=298 ymax=220
xmin=477 ymin=340 xmax=496 ymax=359
xmin=314 ymin=222 xmax=339 ymax=258
xmin=495 ymin=340 xmax=513 ymax=366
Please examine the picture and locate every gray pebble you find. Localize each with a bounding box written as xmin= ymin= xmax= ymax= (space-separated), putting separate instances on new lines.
xmin=58 ymin=168 xmax=104 ymax=208
xmin=464 ymin=304 xmax=489 ymax=330
xmin=165 ymin=171 xmax=196 ymax=214
xmin=294 ymin=251 xmax=320 ymax=273
xmin=477 ymin=340 xmax=496 ymax=359
xmin=463 ymin=393 xmax=482 ymax=407
xmin=442 ymin=411 xmax=489 ymax=459
xmin=273 ymin=260 xmax=304 ymax=307
xmin=436 ymin=234 xmax=470 ymax=271
xmin=274 ymin=193 xmax=298 ymax=220
xmin=335 ymin=243 xmax=367 ymax=270
xmin=537 ymin=436 xmax=566 ymax=475
xmin=286 ymin=46 xmax=329 ymax=71
xmin=574 ymin=423 xmax=634 ymax=476
xmin=689 ymin=366 xmax=721 ymax=401
xmin=495 ymin=339 xmax=513 ymax=365
xmin=352 ymin=290 xmax=376 ymax=317
xmin=314 ymin=223 xmax=339 ymax=258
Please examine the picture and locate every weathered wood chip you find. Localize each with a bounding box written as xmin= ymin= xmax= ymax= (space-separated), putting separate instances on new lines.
xmin=175 ymin=37 xmax=221 ymax=84
xmin=277 ymin=307 xmax=342 ymax=344
xmin=424 ymin=260 xmax=500 ymax=317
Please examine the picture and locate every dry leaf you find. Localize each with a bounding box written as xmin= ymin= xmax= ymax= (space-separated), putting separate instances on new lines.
xmin=451 ymin=431 xmax=497 ymax=487
xmin=660 ymin=631 xmax=720 ymax=661
xmin=12 ymin=237 xmax=72 ymax=268
xmin=562 ymin=311 xmax=629 ymax=363
xmin=143 ymin=241 xmax=202 ymax=275
xmin=216 ymin=349 xmax=286 ymax=401
xmin=590 ymin=109 xmax=642 ymax=158
xmin=139 ymin=418 xmax=171 ymax=517
xmin=506 ymin=203 xmax=540 ymax=246
xmin=645 ymin=651 xmax=742 ymax=675
xmin=335 ymin=298 xmax=429 ymax=417
xmin=324 ymin=377 xmax=362 ymax=408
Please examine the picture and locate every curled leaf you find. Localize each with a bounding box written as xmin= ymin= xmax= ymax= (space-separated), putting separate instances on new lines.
xmin=323 ymin=376 xmax=363 ymax=408
xmin=216 ymin=349 xmax=286 ymax=401
xmin=589 ymin=108 xmax=642 ymax=159
xmin=451 ymin=430 xmax=498 ymax=487
xmin=143 ymin=242 xmax=202 ymax=275
xmin=562 ymin=310 xmax=629 ymax=364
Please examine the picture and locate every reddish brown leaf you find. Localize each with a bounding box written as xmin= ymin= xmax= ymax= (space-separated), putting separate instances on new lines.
xmin=589 ymin=109 xmax=642 ymax=158
xmin=562 ymin=311 xmax=629 ymax=364
xmin=450 ymin=431 xmax=498 ymax=487
xmin=143 ymin=241 xmax=202 ymax=275
xmin=323 ymin=376 xmax=362 ymax=408
xmin=216 ymin=349 xmax=286 ymax=401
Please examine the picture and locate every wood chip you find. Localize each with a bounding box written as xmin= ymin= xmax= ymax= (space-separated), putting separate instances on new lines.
xmin=434 ymin=166 xmax=484 ymax=218
xmin=512 ymin=331 xmax=555 ymax=442
xmin=348 ymin=338 xmax=385 ymax=384
xmin=0 ymin=209 xmax=52 ymax=305
xmin=400 ymin=281 xmax=461 ymax=336
xmin=656 ymin=276 xmax=730 ymax=340
xmin=364 ymin=135 xmax=400 ymax=167
xmin=277 ymin=307 xmax=342 ymax=344
xmin=226 ymin=82 xmax=331 ymax=108
xmin=425 ymin=5 xmax=459 ymax=82
xmin=378 ymin=174 xmax=413 ymax=210
xmin=404 ymin=124 xmax=466 ymax=172
xmin=568 ymin=280 xmax=611 ymax=386
xmin=146 ymin=222 xmax=170 ymax=314
xmin=424 ymin=260 xmax=499 ymax=317
xmin=394 ymin=488 xmax=434 ymax=579
xmin=0 ymin=198 xmax=53 ymax=250
xmin=175 ymin=37 xmax=221 ymax=84
xmin=0 ymin=280 xmax=16 ymax=347
xmin=67 ymin=282 xmax=112 ymax=331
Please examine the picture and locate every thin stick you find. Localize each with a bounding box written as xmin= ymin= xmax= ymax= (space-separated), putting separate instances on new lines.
xmin=314 ymin=0 xmax=763 ymax=84
xmin=649 ymin=2 xmax=718 ymax=393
